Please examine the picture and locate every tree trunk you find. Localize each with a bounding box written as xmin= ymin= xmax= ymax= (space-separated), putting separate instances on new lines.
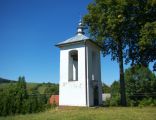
xmin=118 ymin=40 xmax=127 ymax=106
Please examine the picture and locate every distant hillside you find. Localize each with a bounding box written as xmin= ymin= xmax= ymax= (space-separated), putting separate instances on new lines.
xmin=0 ymin=77 xmax=16 ymax=84
xmin=0 ymin=77 xmax=59 ymax=94
xmin=26 ymin=82 xmax=59 ymax=94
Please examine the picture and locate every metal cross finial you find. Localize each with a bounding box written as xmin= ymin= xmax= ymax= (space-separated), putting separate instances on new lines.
xmin=77 ymin=18 xmax=85 ymax=35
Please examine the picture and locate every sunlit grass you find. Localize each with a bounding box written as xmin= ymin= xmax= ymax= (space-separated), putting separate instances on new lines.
xmin=0 ymin=107 xmax=156 ymax=120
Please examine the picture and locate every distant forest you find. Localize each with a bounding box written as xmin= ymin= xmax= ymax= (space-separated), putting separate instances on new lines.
xmin=0 ymin=77 xmax=16 ymax=83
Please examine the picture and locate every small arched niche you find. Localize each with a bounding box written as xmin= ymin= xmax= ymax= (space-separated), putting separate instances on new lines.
xmin=69 ymin=50 xmax=78 ymax=81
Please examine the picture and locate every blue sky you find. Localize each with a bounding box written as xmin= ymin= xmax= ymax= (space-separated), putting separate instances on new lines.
xmin=0 ymin=0 xmax=154 ymax=85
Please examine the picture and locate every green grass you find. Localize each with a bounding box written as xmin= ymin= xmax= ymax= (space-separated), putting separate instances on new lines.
xmin=37 ymin=85 xmax=47 ymax=94
xmin=0 ymin=83 xmax=12 ymax=89
xmin=26 ymin=83 xmax=41 ymax=93
xmin=0 ymin=82 xmax=47 ymax=94
xmin=0 ymin=107 xmax=156 ymax=120
xmin=26 ymin=83 xmax=39 ymax=89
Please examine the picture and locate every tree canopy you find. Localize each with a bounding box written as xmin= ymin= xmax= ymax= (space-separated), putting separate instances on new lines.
xmin=84 ymin=0 xmax=156 ymax=106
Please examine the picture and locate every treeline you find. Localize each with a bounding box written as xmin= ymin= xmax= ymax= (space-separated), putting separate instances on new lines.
xmin=0 ymin=77 xmax=16 ymax=83
xmin=102 ymin=83 xmax=111 ymax=93
xmin=104 ymin=65 xmax=156 ymax=106
xmin=0 ymin=76 xmax=59 ymax=116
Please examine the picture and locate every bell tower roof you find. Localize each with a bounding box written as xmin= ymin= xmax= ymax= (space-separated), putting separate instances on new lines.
xmin=56 ymin=20 xmax=89 ymax=47
xmin=55 ymin=20 xmax=102 ymax=49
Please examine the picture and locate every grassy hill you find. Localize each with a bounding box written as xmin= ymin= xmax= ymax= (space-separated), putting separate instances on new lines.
xmin=0 ymin=78 xmax=58 ymax=94
xmin=0 ymin=107 xmax=156 ymax=120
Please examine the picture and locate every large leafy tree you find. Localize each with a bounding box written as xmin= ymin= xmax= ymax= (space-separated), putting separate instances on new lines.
xmin=124 ymin=1 xmax=156 ymax=67
xmin=84 ymin=0 xmax=129 ymax=106
xmin=84 ymin=0 xmax=156 ymax=106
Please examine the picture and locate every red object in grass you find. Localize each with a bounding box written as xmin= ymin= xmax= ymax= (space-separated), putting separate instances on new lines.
xmin=49 ymin=95 xmax=59 ymax=105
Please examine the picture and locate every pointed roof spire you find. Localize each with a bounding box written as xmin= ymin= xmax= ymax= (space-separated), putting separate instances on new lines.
xmin=77 ymin=19 xmax=85 ymax=35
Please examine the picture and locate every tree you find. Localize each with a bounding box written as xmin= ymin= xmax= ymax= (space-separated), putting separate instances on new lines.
xmin=0 ymin=83 xmax=18 ymax=116
xmin=125 ymin=65 xmax=156 ymax=102
xmin=0 ymin=76 xmax=52 ymax=116
xmin=153 ymin=63 xmax=156 ymax=72
xmin=138 ymin=22 xmax=156 ymax=66
xmin=84 ymin=0 xmax=156 ymax=106
xmin=124 ymin=1 xmax=156 ymax=67
xmin=110 ymin=81 xmax=120 ymax=106
xmin=15 ymin=76 xmax=28 ymax=113
xmin=84 ymin=0 xmax=128 ymax=106
xmin=44 ymin=83 xmax=59 ymax=95
xmin=102 ymin=83 xmax=111 ymax=93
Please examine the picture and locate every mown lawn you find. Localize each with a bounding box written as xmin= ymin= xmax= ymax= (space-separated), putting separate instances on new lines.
xmin=0 ymin=107 xmax=156 ymax=120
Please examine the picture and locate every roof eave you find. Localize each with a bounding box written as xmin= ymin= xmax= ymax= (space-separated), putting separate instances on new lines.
xmin=55 ymin=39 xmax=102 ymax=50
xmin=55 ymin=40 xmax=86 ymax=48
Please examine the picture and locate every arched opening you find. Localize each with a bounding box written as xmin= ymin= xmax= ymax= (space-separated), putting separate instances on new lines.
xmin=69 ymin=50 xmax=78 ymax=81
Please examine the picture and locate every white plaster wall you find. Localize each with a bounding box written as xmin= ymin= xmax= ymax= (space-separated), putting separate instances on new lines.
xmin=59 ymin=43 xmax=87 ymax=106
xmin=59 ymin=41 xmax=102 ymax=107
xmin=86 ymin=41 xmax=102 ymax=106
xmin=86 ymin=43 xmax=93 ymax=106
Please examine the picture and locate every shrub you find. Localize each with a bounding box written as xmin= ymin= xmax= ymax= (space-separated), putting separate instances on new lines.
xmin=0 ymin=76 xmax=51 ymax=116
xmin=139 ymin=98 xmax=156 ymax=107
xmin=110 ymin=95 xmax=120 ymax=106
xmin=102 ymin=98 xmax=110 ymax=107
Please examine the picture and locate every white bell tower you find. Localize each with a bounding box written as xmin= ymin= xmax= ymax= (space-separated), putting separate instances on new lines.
xmin=56 ymin=20 xmax=102 ymax=106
